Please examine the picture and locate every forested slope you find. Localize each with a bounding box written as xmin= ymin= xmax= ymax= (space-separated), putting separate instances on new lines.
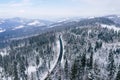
xmin=0 ymin=17 xmax=120 ymax=80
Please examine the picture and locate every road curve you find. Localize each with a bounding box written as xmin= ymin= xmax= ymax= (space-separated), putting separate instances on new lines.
xmin=43 ymin=35 xmax=63 ymax=80
xmin=58 ymin=35 xmax=63 ymax=62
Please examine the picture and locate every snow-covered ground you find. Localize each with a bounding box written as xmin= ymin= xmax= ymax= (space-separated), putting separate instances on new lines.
xmin=28 ymin=20 xmax=40 ymax=26
xmin=27 ymin=66 xmax=36 ymax=75
xmin=93 ymin=42 xmax=120 ymax=79
xmin=101 ymin=24 xmax=120 ymax=32
xmin=41 ymin=38 xmax=61 ymax=80
xmin=27 ymin=20 xmax=45 ymax=26
xmin=12 ymin=25 xmax=24 ymax=30
xmin=0 ymin=49 xmax=9 ymax=56
xmin=0 ymin=28 xmax=6 ymax=33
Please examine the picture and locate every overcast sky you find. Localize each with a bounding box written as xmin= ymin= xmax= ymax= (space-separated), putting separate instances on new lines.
xmin=0 ymin=0 xmax=120 ymax=19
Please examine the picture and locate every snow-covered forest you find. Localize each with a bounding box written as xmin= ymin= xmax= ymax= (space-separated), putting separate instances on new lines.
xmin=0 ymin=16 xmax=120 ymax=80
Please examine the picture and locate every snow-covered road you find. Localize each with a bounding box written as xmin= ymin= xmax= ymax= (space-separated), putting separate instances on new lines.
xmin=41 ymin=35 xmax=63 ymax=80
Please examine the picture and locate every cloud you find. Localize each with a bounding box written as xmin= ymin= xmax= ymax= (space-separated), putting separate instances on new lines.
xmin=0 ymin=0 xmax=120 ymax=18
xmin=23 ymin=0 xmax=30 ymax=3
xmin=18 ymin=9 xmax=25 ymax=13
xmin=11 ymin=3 xmax=23 ymax=7
xmin=10 ymin=0 xmax=31 ymax=7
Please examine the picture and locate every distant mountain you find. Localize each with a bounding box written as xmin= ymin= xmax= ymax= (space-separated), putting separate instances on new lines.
xmin=104 ymin=15 xmax=120 ymax=25
xmin=49 ymin=17 xmax=116 ymax=31
xmin=0 ymin=17 xmax=53 ymax=30
xmin=0 ymin=17 xmax=54 ymax=41
xmin=0 ymin=16 xmax=119 ymax=47
xmin=0 ymin=16 xmax=119 ymax=48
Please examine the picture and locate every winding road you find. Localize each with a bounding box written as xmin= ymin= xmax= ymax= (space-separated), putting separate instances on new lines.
xmin=57 ymin=35 xmax=63 ymax=63
xmin=42 ymin=35 xmax=63 ymax=80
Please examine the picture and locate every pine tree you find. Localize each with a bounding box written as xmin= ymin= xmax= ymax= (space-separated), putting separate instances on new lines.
xmin=107 ymin=49 xmax=115 ymax=80
xmin=14 ymin=61 xmax=19 ymax=80
xmin=88 ymin=43 xmax=93 ymax=53
xmin=64 ymin=59 xmax=69 ymax=80
xmin=89 ymin=51 xmax=93 ymax=69
xmin=81 ymin=53 xmax=86 ymax=68
xmin=36 ymin=55 xmax=40 ymax=80
xmin=70 ymin=59 xmax=78 ymax=80
xmin=116 ymin=65 xmax=120 ymax=80
xmin=36 ymin=56 xmax=39 ymax=66
xmin=24 ymin=56 xmax=28 ymax=80
xmin=94 ymin=41 xmax=102 ymax=52
xmin=20 ymin=56 xmax=26 ymax=80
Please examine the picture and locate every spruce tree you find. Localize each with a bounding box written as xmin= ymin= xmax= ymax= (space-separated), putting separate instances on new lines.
xmin=14 ymin=61 xmax=19 ymax=80
xmin=116 ymin=65 xmax=120 ymax=80
xmin=107 ymin=49 xmax=115 ymax=80
xmin=64 ymin=59 xmax=69 ymax=80
xmin=70 ymin=59 xmax=78 ymax=80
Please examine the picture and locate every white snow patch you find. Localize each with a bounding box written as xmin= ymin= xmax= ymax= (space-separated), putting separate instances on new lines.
xmin=38 ymin=58 xmax=43 ymax=67
xmin=101 ymin=24 xmax=120 ymax=32
xmin=0 ymin=49 xmax=9 ymax=56
xmin=28 ymin=20 xmax=45 ymax=26
xmin=8 ymin=77 xmax=12 ymax=80
xmin=0 ymin=28 xmax=6 ymax=33
xmin=12 ymin=25 xmax=24 ymax=30
xmin=107 ymin=16 xmax=114 ymax=19
xmin=28 ymin=20 xmax=40 ymax=25
xmin=27 ymin=66 xmax=36 ymax=75
xmin=88 ymin=29 xmax=92 ymax=36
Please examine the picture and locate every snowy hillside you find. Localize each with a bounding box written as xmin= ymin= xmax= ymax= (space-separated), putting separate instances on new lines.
xmin=0 ymin=16 xmax=120 ymax=80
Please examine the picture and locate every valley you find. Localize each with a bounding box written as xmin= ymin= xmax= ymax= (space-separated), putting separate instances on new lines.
xmin=0 ymin=15 xmax=120 ymax=80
